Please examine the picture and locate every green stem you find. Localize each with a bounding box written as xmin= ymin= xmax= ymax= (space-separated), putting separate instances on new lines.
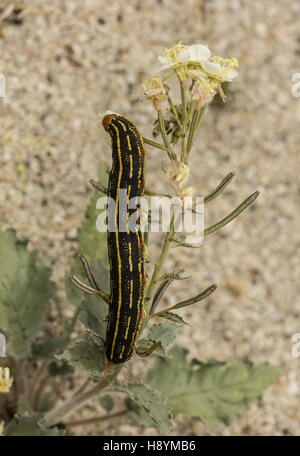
xmin=185 ymin=105 xmax=207 ymax=164
xmin=42 ymin=366 xmax=122 ymax=428
xmin=179 ymin=80 xmax=187 ymax=162
xmin=157 ymin=111 xmax=176 ymax=160
xmin=167 ymin=95 xmax=182 ymax=127
xmin=145 ymin=215 xmax=175 ymax=315
xmin=185 ymin=107 xmax=198 ymax=162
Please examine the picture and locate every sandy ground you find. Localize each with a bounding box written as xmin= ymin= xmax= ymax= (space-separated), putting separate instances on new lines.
xmin=0 ymin=0 xmax=300 ymax=436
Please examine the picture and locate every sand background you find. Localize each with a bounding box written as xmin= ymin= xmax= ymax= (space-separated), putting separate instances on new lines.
xmin=0 ymin=0 xmax=300 ymax=435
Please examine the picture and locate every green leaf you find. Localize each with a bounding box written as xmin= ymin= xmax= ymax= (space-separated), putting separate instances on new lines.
xmin=66 ymin=166 xmax=109 ymax=306
xmin=157 ymin=312 xmax=188 ymax=326
xmin=58 ymin=333 xmax=105 ymax=376
xmin=99 ymin=394 xmax=115 ymax=413
xmin=145 ymin=346 xmax=281 ymax=427
xmin=0 ymin=229 xmax=55 ymax=357
xmin=5 ymin=413 xmax=65 ymax=436
xmin=79 ymin=293 xmax=108 ymax=338
xmin=32 ymin=336 xmax=68 ymax=359
xmin=116 ymin=381 xmax=172 ymax=433
xmin=170 ymin=284 xmax=217 ymax=311
xmin=136 ymin=322 xmax=180 ymax=357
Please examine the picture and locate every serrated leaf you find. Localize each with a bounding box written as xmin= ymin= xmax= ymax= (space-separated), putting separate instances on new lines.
xmin=5 ymin=413 xmax=65 ymax=436
xmin=116 ymin=381 xmax=172 ymax=433
xmin=66 ymin=166 xmax=108 ymax=306
xmin=136 ymin=322 xmax=180 ymax=357
xmin=58 ymin=333 xmax=105 ymax=376
xmin=32 ymin=336 xmax=68 ymax=359
xmin=79 ymin=294 xmax=108 ymax=338
xmin=0 ymin=229 xmax=55 ymax=357
xmin=99 ymin=394 xmax=115 ymax=413
xmin=158 ymin=312 xmax=188 ymax=326
xmin=145 ymin=346 xmax=281 ymax=428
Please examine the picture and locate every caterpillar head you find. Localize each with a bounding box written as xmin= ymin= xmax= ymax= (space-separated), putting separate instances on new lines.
xmin=102 ymin=111 xmax=121 ymax=131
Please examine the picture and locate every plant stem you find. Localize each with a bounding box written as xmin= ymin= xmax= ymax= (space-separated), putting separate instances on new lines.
xmin=29 ymin=359 xmax=49 ymax=407
xmin=42 ymin=366 xmax=121 ymax=428
xmin=167 ymin=95 xmax=182 ymax=127
xmin=145 ymin=215 xmax=175 ymax=315
xmin=158 ymin=111 xmax=176 ymax=161
xmin=185 ymin=105 xmax=207 ymax=164
xmin=179 ymin=80 xmax=187 ymax=162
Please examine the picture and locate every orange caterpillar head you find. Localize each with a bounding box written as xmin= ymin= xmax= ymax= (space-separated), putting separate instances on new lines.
xmin=102 ymin=111 xmax=121 ymax=131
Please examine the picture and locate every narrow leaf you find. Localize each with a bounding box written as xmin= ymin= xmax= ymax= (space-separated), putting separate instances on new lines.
xmin=204 ymin=191 xmax=259 ymax=236
xmin=204 ymin=172 xmax=235 ymax=203
xmin=157 ymin=312 xmax=188 ymax=326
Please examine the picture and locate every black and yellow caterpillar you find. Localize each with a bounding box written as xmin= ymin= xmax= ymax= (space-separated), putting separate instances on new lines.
xmin=102 ymin=113 xmax=145 ymax=364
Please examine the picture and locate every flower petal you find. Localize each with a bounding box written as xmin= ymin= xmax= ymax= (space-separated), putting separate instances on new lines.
xmin=201 ymin=60 xmax=222 ymax=74
xmin=189 ymin=44 xmax=211 ymax=61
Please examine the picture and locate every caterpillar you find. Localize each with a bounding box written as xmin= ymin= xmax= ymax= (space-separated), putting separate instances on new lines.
xmin=102 ymin=113 xmax=146 ymax=364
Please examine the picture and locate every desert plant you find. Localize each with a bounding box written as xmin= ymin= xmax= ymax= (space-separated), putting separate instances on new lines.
xmin=0 ymin=43 xmax=280 ymax=436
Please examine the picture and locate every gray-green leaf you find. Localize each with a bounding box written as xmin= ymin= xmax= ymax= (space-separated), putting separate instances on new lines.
xmin=58 ymin=333 xmax=105 ymax=376
xmin=0 ymin=229 xmax=55 ymax=357
xmin=136 ymin=322 xmax=180 ymax=357
xmin=5 ymin=413 xmax=65 ymax=436
xmin=32 ymin=336 xmax=68 ymax=359
xmin=116 ymin=381 xmax=172 ymax=433
xmin=145 ymin=346 xmax=281 ymax=427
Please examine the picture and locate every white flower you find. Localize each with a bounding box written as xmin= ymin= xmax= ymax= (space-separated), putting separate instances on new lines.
xmin=173 ymin=44 xmax=211 ymax=64
xmin=201 ymin=57 xmax=239 ymax=82
xmin=158 ymin=43 xmax=211 ymax=73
